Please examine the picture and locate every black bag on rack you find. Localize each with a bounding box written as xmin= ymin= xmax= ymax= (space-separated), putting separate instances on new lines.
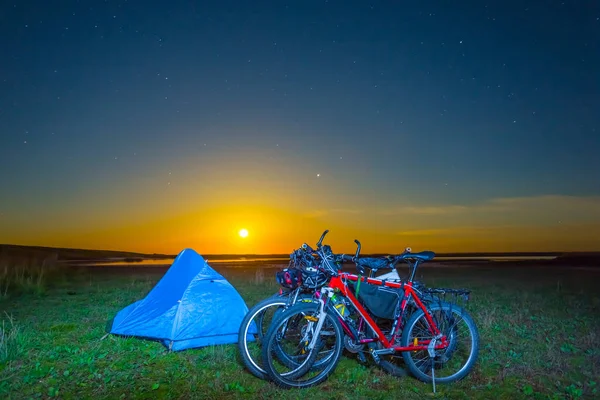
xmin=350 ymin=281 xmax=401 ymax=320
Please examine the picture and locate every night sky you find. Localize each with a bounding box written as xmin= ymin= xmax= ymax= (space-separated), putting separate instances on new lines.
xmin=1 ymin=1 xmax=599 ymax=254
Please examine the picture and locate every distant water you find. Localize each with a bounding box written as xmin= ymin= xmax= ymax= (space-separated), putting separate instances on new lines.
xmin=68 ymin=255 xmax=556 ymax=267
xmin=435 ymin=256 xmax=557 ymax=262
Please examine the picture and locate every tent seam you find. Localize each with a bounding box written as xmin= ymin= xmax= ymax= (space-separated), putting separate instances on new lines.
xmin=169 ymin=260 xmax=223 ymax=341
xmin=111 ymin=251 xmax=190 ymax=332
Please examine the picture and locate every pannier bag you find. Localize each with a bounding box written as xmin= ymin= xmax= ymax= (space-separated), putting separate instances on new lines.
xmin=349 ymin=281 xmax=401 ymax=320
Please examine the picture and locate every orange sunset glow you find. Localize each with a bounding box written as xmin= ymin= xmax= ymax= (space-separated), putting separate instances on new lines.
xmin=2 ymin=190 xmax=599 ymax=255
xmin=1 ymin=1 xmax=599 ymax=257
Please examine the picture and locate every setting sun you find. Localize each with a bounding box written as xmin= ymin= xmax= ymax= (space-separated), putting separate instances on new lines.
xmin=238 ymin=229 xmax=249 ymax=238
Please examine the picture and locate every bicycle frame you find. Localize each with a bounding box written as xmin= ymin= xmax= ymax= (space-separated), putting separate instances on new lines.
xmin=325 ymin=272 xmax=449 ymax=353
xmin=296 ymin=231 xmax=447 ymax=354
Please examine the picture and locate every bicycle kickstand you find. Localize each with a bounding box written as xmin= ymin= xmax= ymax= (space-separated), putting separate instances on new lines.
xmin=427 ymin=334 xmax=442 ymax=394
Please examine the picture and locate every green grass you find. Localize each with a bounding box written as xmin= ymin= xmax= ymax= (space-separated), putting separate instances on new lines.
xmin=0 ymin=265 xmax=599 ymax=399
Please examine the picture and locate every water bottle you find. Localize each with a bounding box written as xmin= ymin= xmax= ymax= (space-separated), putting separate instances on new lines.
xmin=331 ymin=294 xmax=349 ymax=317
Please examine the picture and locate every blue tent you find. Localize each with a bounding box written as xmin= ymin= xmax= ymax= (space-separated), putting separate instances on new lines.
xmin=108 ymin=248 xmax=252 ymax=351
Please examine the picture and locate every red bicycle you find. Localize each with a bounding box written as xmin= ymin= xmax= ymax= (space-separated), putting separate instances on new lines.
xmin=261 ymin=239 xmax=479 ymax=389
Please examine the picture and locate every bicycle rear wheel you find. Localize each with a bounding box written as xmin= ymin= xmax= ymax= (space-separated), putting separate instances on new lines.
xmin=377 ymin=300 xmax=452 ymax=377
xmin=401 ymin=303 xmax=479 ymax=383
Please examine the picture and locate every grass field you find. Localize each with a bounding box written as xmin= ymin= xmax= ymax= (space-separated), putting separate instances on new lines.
xmin=0 ymin=261 xmax=599 ymax=399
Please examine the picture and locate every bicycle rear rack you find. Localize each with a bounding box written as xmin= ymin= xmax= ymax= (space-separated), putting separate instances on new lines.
xmin=423 ymin=287 xmax=471 ymax=303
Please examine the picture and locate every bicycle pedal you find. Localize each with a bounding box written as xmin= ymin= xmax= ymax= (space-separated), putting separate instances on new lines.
xmin=369 ymin=348 xmax=381 ymax=364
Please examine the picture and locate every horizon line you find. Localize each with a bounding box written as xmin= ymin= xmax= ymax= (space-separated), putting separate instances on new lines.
xmin=2 ymin=243 xmax=600 ymax=257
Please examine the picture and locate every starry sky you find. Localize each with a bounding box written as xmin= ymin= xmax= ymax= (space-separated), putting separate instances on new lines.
xmin=1 ymin=1 xmax=599 ymax=255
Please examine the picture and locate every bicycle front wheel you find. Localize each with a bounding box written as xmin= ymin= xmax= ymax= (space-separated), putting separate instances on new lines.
xmin=401 ymin=302 xmax=479 ymax=383
xmin=237 ymin=293 xmax=315 ymax=380
xmin=261 ymin=302 xmax=344 ymax=389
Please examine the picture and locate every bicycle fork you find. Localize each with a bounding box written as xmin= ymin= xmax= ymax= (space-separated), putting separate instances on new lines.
xmin=304 ymin=287 xmax=334 ymax=350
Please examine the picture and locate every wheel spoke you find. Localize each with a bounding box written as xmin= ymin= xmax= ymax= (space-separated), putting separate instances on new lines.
xmin=401 ymin=303 xmax=479 ymax=383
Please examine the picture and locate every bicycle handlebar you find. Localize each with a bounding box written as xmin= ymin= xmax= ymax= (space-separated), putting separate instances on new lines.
xmin=337 ymin=254 xmax=354 ymax=263
xmin=316 ymin=229 xmax=329 ymax=248
xmin=300 ymin=229 xmax=329 ymax=254
xmin=294 ymin=233 xmax=432 ymax=284
xmin=353 ymin=239 xmax=361 ymax=259
xmin=295 ymin=233 xmax=421 ymax=278
xmin=301 ymin=243 xmax=313 ymax=253
xmin=342 ymin=245 xmax=428 ymax=275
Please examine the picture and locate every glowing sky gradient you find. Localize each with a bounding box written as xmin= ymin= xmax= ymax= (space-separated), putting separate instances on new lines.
xmin=1 ymin=1 xmax=599 ymax=254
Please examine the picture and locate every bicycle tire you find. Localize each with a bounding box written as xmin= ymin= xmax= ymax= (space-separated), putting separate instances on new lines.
xmin=377 ymin=300 xmax=452 ymax=378
xmin=237 ymin=294 xmax=316 ymax=380
xmin=261 ymin=302 xmax=345 ymax=389
xmin=400 ymin=303 xmax=479 ymax=383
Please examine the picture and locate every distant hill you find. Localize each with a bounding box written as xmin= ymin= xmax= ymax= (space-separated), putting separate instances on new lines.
xmin=550 ymin=252 xmax=600 ymax=266
xmin=0 ymin=244 xmax=175 ymax=261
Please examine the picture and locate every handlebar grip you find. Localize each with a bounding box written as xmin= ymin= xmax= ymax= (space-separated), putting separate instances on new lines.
xmin=316 ymin=229 xmax=329 ymax=248
xmin=340 ymin=251 xmax=365 ymax=274
xmin=301 ymin=243 xmax=315 ymax=253
xmin=354 ymin=239 xmax=361 ymax=259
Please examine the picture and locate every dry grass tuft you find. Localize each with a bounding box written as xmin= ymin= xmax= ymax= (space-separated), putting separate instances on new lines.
xmin=0 ymin=312 xmax=21 ymax=363
xmin=0 ymin=250 xmax=60 ymax=298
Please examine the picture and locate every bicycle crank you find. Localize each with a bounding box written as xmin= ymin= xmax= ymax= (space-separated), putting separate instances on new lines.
xmin=343 ymin=335 xmax=364 ymax=353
